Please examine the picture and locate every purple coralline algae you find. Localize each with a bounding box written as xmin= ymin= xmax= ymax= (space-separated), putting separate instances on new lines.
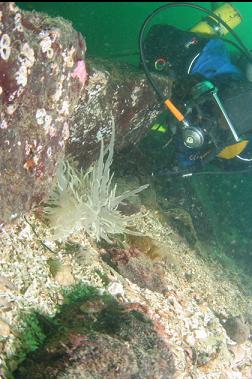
xmin=0 ymin=2 xmax=87 ymax=224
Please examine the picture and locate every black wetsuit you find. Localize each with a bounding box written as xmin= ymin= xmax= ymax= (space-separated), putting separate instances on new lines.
xmin=144 ymin=24 xmax=252 ymax=171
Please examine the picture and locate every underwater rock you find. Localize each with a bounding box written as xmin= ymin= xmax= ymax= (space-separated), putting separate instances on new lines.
xmin=223 ymin=315 xmax=250 ymax=344
xmin=0 ymin=3 xmax=86 ymax=224
xmin=67 ymin=58 xmax=172 ymax=168
xmin=117 ymin=256 xmax=167 ymax=293
xmin=53 ymin=265 xmax=75 ymax=287
xmin=102 ymin=238 xmax=168 ymax=293
xmin=107 ymin=281 xmax=125 ymax=297
xmin=0 ymin=3 xmax=172 ymax=226
xmin=164 ymin=207 xmax=198 ymax=247
xmin=14 ymin=292 xmax=176 ymax=379
xmin=48 ymin=257 xmax=75 ymax=286
xmin=21 ymin=334 xmax=140 ymax=379
xmin=0 ymin=318 xmax=10 ymax=339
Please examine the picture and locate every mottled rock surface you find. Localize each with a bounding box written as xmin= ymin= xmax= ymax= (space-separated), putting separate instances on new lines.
xmin=0 ymin=209 xmax=252 ymax=377
xmin=0 ymin=3 xmax=172 ymax=225
xmin=101 ymin=243 xmax=168 ymax=293
xmin=67 ymin=58 xmax=171 ymax=168
xmin=0 ymin=2 xmax=87 ymax=224
xmin=14 ymin=295 xmax=176 ymax=379
xmin=223 ymin=315 xmax=250 ymax=344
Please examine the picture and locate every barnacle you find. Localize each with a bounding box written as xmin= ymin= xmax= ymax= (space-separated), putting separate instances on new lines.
xmin=44 ymin=118 xmax=148 ymax=242
xmin=0 ymin=34 xmax=11 ymax=61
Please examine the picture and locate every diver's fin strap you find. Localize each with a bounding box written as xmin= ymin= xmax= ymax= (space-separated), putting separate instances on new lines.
xmin=218 ymin=140 xmax=249 ymax=159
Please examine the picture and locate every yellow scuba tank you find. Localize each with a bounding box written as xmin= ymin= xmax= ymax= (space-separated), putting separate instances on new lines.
xmin=190 ymin=3 xmax=241 ymax=36
xmin=151 ymin=3 xmax=248 ymax=160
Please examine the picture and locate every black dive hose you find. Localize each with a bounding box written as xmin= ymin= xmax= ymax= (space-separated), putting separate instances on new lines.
xmin=156 ymin=165 xmax=252 ymax=177
xmin=139 ymin=2 xmax=252 ymax=177
xmin=139 ymin=2 xmax=252 ymax=100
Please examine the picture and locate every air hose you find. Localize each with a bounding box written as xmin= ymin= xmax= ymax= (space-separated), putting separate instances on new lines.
xmin=139 ymin=2 xmax=252 ymax=101
xmin=139 ymin=2 xmax=252 ymax=177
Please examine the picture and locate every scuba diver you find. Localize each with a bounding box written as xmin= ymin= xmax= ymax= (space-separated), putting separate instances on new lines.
xmin=139 ymin=3 xmax=252 ymax=175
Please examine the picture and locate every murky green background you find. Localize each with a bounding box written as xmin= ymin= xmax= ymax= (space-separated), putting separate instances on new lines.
xmin=17 ymin=2 xmax=252 ymax=272
xmin=17 ymin=2 xmax=252 ymax=63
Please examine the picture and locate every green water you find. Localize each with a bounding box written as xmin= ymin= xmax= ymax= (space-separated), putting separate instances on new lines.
xmin=18 ymin=2 xmax=252 ymax=63
xmin=18 ymin=2 xmax=252 ymax=272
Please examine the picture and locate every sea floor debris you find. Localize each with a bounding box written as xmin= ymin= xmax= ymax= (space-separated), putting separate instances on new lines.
xmin=0 ymin=194 xmax=251 ymax=378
